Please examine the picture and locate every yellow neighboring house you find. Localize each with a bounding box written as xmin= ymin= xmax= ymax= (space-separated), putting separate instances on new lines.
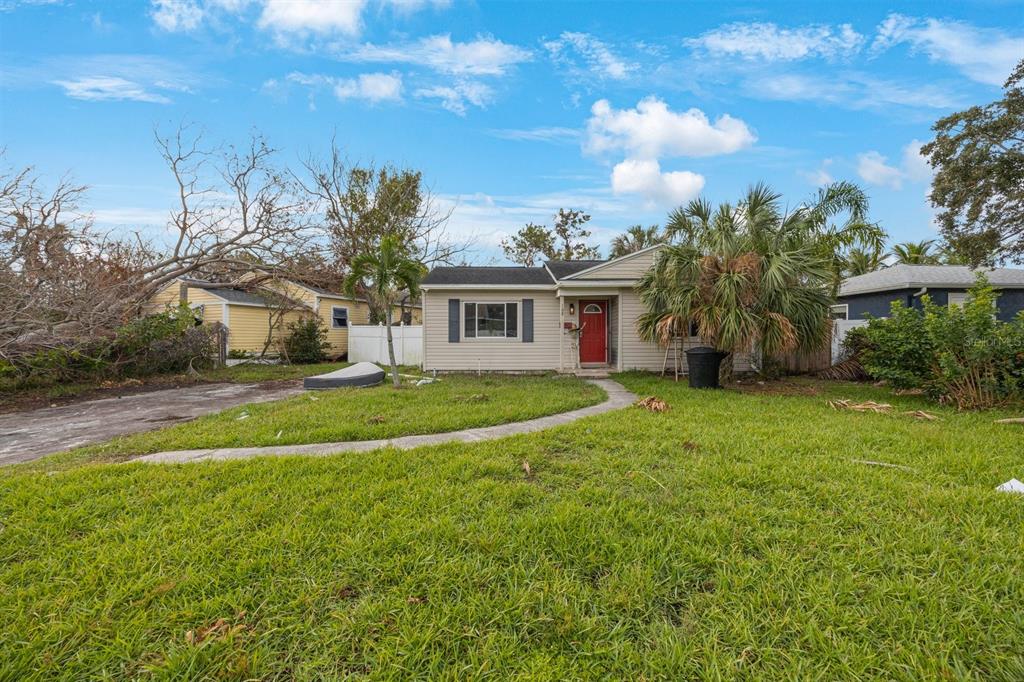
xmin=147 ymin=276 xmax=422 ymax=358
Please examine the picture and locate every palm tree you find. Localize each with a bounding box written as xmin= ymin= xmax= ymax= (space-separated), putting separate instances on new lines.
xmin=844 ymin=247 xmax=886 ymax=276
xmin=344 ymin=236 xmax=426 ymax=388
xmin=638 ymin=183 xmax=853 ymax=360
xmin=890 ymin=240 xmax=940 ymax=265
xmin=609 ymin=224 xmax=664 ymax=258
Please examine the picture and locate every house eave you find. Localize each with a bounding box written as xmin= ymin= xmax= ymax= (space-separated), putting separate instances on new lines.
xmin=839 ymin=282 xmax=1024 ymax=297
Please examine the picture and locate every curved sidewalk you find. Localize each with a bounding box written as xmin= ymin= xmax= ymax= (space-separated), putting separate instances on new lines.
xmin=133 ymin=379 xmax=636 ymax=464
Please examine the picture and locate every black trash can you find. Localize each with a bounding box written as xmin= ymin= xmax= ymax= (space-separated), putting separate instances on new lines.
xmin=685 ymin=346 xmax=728 ymax=389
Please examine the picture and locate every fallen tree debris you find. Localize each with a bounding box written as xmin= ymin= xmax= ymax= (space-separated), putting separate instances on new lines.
xmin=902 ymin=410 xmax=939 ymax=421
xmin=995 ymin=417 xmax=1024 ymax=425
xmin=636 ymin=396 xmax=669 ymax=412
xmin=827 ymin=399 xmax=892 ymax=413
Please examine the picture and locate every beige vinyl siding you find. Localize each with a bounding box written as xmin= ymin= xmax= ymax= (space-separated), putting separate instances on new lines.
xmin=423 ymin=290 xmax=560 ymax=371
xmin=225 ymin=305 xmax=309 ymax=354
xmin=618 ymin=288 xmax=752 ymax=372
xmin=570 ymin=247 xmax=661 ymax=280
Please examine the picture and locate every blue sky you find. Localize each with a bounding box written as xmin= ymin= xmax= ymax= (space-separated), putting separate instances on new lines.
xmin=2 ymin=1 xmax=1022 ymax=263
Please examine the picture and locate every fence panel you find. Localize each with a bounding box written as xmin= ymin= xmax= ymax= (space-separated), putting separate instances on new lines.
xmin=348 ymin=324 xmax=423 ymax=366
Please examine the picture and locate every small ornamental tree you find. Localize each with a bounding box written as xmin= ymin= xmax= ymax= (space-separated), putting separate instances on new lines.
xmin=283 ymin=317 xmax=330 ymax=364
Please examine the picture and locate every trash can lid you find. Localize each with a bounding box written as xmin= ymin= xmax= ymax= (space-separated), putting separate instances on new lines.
xmin=685 ymin=346 xmax=722 ymax=354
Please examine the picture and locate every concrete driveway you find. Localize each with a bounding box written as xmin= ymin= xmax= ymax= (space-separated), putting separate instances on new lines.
xmin=0 ymin=381 xmax=304 ymax=465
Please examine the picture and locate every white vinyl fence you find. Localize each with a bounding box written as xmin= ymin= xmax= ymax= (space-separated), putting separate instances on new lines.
xmin=831 ymin=319 xmax=869 ymax=364
xmin=348 ymin=324 xmax=423 ymax=366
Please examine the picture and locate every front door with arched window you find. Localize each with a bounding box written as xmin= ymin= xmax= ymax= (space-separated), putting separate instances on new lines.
xmin=578 ymin=300 xmax=608 ymax=364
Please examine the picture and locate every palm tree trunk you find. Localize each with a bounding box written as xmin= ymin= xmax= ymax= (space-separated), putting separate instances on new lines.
xmin=385 ymin=308 xmax=400 ymax=388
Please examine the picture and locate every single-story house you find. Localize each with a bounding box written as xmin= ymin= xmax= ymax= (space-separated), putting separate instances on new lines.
xmin=147 ymin=276 xmax=422 ymax=357
xmin=836 ymin=264 xmax=1024 ymax=322
xmin=419 ymin=244 xmax=751 ymax=374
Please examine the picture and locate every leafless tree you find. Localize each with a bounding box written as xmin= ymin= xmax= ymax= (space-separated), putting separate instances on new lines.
xmin=299 ymin=139 xmax=470 ymax=317
xmin=0 ymin=125 xmax=312 ymax=372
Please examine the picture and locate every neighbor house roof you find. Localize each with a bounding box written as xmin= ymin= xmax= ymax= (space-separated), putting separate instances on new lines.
xmin=544 ymin=259 xmax=607 ymax=280
xmin=179 ymin=278 xmax=304 ymax=307
xmin=839 ymin=264 xmax=1024 ymax=297
xmin=422 ymin=266 xmax=555 ymax=286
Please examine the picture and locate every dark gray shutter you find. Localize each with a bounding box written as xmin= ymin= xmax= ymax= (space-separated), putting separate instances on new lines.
xmin=448 ymin=299 xmax=460 ymax=342
xmin=522 ymin=298 xmax=534 ymax=343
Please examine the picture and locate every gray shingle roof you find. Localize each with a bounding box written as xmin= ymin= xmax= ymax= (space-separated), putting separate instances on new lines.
xmin=840 ymin=264 xmax=1024 ymax=296
xmin=181 ymin=278 xmax=296 ymax=307
xmin=422 ymin=266 xmax=555 ymax=286
xmin=544 ymin=260 xmax=607 ymax=280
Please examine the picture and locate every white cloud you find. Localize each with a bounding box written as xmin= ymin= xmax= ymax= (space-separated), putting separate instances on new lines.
xmin=687 ymin=22 xmax=865 ymax=61
xmin=258 ymin=0 xmax=364 ymax=38
xmin=149 ymin=0 xmax=446 ymax=38
xmin=752 ymin=72 xmax=960 ymax=110
xmin=52 ymin=76 xmax=172 ymax=103
xmin=486 ymin=127 xmax=581 ymax=143
xmin=610 ymin=158 xmax=704 ymax=205
xmin=151 ymin=0 xmax=203 ymax=32
xmin=872 ymin=14 xmax=1023 ymax=86
xmin=585 ymin=96 xmax=756 ymax=159
xmin=857 ymin=151 xmax=904 ymax=190
xmin=802 ymin=159 xmax=834 ymax=186
xmin=414 ymin=80 xmax=492 ymax=115
xmin=280 ymin=71 xmax=403 ymax=105
xmin=544 ymin=32 xmax=636 ymax=80
xmin=857 ymin=141 xmax=933 ymax=190
xmin=334 ymin=72 xmax=402 ymax=102
xmin=342 ymin=34 xmax=531 ymax=76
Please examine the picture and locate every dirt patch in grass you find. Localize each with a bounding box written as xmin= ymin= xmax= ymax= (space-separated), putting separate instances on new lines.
xmin=727 ymin=376 xmax=828 ymax=397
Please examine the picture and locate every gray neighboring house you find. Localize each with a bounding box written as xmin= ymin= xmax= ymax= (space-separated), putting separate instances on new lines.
xmin=836 ymin=264 xmax=1024 ymax=322
xmin=419 ymin=244 xmax=751 ymax=374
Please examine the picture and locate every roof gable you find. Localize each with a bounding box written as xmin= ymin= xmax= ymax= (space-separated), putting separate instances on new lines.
xmin=559 ymin=243 xmax=666 ymax=281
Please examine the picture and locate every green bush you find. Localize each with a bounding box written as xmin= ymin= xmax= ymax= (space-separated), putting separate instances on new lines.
xmin=283 ymin=317 xmax=330 ymax=364
xmin=858 ymin=277 xmax=1024 ymax=409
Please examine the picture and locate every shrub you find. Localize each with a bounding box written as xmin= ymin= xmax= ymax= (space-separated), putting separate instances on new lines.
xmin=858 ymin=277 xmax=1024 ymax=409
xmin=5 ymin=304 xmax=217 ymax=386
xmin=283 ymin=317 xmax=330 ymax=364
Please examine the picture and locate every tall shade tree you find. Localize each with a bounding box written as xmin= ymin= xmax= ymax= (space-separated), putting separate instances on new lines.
xmin=922 ymin=59 xmax=1024 ymax=265
xmin=638 ymin=183 xmax=841 ymax=361
xmin=501 ymin=208 xmax=601 ymax=265
xmin=891 ymin=240 xmax=941 ymax=265
xmin=343 ymin=236 xmax=426 ymax=388
xmin=609 ymin=224 xmax=664 ymax=258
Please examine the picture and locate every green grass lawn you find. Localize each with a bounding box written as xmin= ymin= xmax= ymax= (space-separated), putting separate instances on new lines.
xmin=2 ymin=374 xmax=1023 ymax=679
xmin=38 ymin=374 xmax=606 ymax=467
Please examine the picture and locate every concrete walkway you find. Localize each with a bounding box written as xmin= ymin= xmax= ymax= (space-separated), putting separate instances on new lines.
xmin=134 ymin=379 xmax=636 ymax=464
xmin=0 ymin=381 xmax=304 ymax=465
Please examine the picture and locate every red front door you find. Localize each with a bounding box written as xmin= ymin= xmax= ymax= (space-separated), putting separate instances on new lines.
xmin=579 ymin=300 xmax=608 ymax=364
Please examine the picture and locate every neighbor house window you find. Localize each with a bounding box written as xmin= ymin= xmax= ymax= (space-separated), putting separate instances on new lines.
xmin=829 ymin=304 xmax=849 ymax=320
xmin=331 ymin=306 xmax=349 ymax=328
xmin=463 ymin=302 xmax=518 ymax=338
xmin=947 ymin=292 xmax=967 ymax=308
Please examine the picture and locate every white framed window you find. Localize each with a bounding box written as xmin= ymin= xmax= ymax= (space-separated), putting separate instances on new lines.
xmin=582 ymin=303 xmax=603 ymax=314
xmin=331 ymin=306 xmax=349 ymax=328
xmin=947 ymin=292 xmax=968 ymax=308
xmin=829 ymin=304 xmax=849 ymax=320
xmin=464 ymin=302 xmax=518 ymax=339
